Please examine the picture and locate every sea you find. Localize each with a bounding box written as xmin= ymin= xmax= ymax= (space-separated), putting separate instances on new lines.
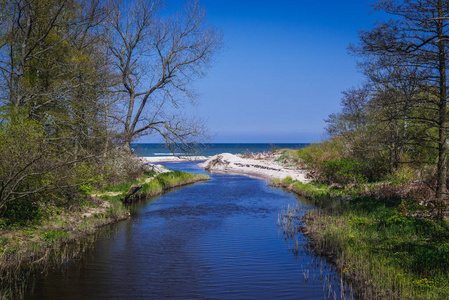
xmin=131 ymin=143 xmax=309 ymax=157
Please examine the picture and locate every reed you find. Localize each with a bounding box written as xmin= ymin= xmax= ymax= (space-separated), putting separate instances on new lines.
xmin=276 ymin=178 xmax=449 ymax=299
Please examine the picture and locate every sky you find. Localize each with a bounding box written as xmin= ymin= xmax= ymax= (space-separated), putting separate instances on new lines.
xmin=143 ymin=0 xmax=382 ymax=143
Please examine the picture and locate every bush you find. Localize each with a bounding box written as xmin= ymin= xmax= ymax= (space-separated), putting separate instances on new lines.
xmin=0 ymin=109 xmax=128 ymax=222
xmin=97 ymin=147 xmax=144 ymax=186
xmin=321 ymin=158 xmax=369 ymax=185
xmin=385 ymin=165 xmax=418 ymax=186
xmin=2 ymin=199 xmax=44 ymax=224
xmin=296 ymin=137 xmax=346 ymax=169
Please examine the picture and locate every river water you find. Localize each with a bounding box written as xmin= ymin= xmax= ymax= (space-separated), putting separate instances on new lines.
xmin=25 ymin=161 xmax=351 ymax=299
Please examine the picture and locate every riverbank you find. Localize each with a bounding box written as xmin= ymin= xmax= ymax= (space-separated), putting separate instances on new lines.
xmin=0 ymin=166 xmax=209 ymax=298
xmin=140 ymin=156 xmax=208 ymax=163
xmin=273 ymin=177 xmax=449 ymax=299
xmin=199 ymin=153 xmax=310 ymax=182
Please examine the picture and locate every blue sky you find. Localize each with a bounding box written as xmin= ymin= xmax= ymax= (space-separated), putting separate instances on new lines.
xmin=144 ymin=0 xmax=380 ymax=143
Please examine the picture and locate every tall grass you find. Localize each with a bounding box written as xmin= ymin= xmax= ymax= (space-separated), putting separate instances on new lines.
xmin=271 ymin=177 xmax=338 ymax=207
xmin=275 ymin=178 xmax=449 ymax=299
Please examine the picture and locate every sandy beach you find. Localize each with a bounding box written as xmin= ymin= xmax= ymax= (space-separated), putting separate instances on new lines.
xmin=140 ymin=152 xmax=309 ymax=183
xmin=199 ymin=153 xmax=310 ymax=183
xmin=139 ymin=156 xmax=208 ymax=163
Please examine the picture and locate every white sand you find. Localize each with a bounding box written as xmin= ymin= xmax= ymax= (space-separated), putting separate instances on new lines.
xmin=199 ymin=153 xmax=310 ymax=183
xmin=139 ymin=156 xmax=208 ymax=163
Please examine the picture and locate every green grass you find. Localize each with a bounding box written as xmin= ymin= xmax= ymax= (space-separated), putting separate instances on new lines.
xmin=41 ymin=229 xmax=71 ymax=243
xmin=140 ymin=171 xmax=209 ymax=197
xmin=99 ymin=179 xmax=141 ymax=193
xmin=271 ymin=177 xmax=337 ymax=207
xmin=276 ymin=178 xmax=449 ymax=299
xmin=307 ymin=199 xmax=449 ymax=299
xmin=95 ymin=170 xmax=207 ymax=196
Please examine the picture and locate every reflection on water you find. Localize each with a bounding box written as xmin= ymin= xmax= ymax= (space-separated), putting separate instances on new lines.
xmin=26 ymin=162 xmax=353 ymax=299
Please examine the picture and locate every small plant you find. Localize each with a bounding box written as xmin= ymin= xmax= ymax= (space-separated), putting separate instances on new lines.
xmin=282 ymin=176 xmax=293 ymax=185
xmin=348 ymin=216 xmax=367 ymax=227
xmin=78 ymin=184 xmax=93 ymax=195
xmin=41 ymin=229 xmax=70 ymax=243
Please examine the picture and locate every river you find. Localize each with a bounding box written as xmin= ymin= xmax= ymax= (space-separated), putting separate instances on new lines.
xmin=25 ymin=161 xmax=352 ymax=299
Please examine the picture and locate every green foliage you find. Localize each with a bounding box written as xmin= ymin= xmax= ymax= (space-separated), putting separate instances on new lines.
xmin=295 ymin=138 xmax=388 ymax=185
xmin=145 ymin=171 xmax=209 ymax=192
xmin=141 ymin=180 xmax=163 ymax=194
xmin=321 ymin=158 xmax=369 ymax=185
xmin=0 ymin=237 xmax=8 ymax=253
xmin=348 ymin=216 xmax=368 ymax=227
xmin=385 ymin=165 xmax=417 ymax=186
xmin=281 ymin=176 xmax=294 ymax=185
xmin=78 ymin=184 xmax=93 ymax=195
xmin=296 ymin=138 xmax=346 ymax=170
xmin=271 ymin=178 xmax=334 ymax=206
xmin=2 ymin=199 xmax=44 ymax=225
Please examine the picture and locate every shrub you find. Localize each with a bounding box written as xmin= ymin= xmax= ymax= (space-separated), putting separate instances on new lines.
xmin=78 ymin=184 xmax=93 ymax=195
xmin=296 ymin=137 xmax=346 ymax=170
xmin=321 ymin=158 xmax=369 ymax=185
xmin=2 ymin=199 xmax=44 ymax=224
xmin=385 ymin=165 xmax=418 ymax=186
xmin=282 ymin=176 xmax=293 ymax=185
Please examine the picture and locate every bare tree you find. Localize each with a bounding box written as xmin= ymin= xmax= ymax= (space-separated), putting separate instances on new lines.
xmin=325 ymin=86 xmax=371 ymax=138
xmin=104 ymin=0 xmax=222 ymax=151
xmin=358 ymin=55 xmax=429 ymax=171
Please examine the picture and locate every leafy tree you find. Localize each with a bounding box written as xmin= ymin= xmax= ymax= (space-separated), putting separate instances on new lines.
xmin=0 ymin=0 xmax=117 ymax=214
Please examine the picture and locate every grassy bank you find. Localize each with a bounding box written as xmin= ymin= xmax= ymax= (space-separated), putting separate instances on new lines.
xmin=273 ymin=177 xmax=449 ymax=299
xmin=0 ymin=170 xmax=209 ymax=298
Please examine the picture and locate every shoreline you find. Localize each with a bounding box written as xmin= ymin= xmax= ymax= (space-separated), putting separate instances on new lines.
xmin=273 ymin=176 xmax=449 ymax=299
xmin=140 ymin=156 xmax=208 ymax=163
xmin=198 ymin=153 xmax=310 ymax=182
xmin=0 ymin=167 xmax=209 ymax=297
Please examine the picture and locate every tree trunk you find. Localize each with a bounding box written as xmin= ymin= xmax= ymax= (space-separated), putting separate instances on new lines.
xmin=123 ymin=133 xmax=133 ymax=152
xmin=436 ymin=0 xmax=448 ymax=203
xmin=121 ymin=184 xmax=142 ymax=203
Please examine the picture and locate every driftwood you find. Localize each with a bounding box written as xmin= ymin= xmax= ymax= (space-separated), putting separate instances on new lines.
xmin=121 ymin=184 xmax=143 ymax=203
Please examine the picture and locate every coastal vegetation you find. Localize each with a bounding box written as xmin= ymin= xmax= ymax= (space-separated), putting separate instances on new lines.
xmin=274 ymin=0 xmax=449 ymax=298
xmin=0 ymin=0 xmax=217 ymax=297
xmin=274 ymin=176 xmax=449 ymax=299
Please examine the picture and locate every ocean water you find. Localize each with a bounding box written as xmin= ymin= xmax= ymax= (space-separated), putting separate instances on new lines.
xmin=131 ymin=143 xmax=309 ymax=157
